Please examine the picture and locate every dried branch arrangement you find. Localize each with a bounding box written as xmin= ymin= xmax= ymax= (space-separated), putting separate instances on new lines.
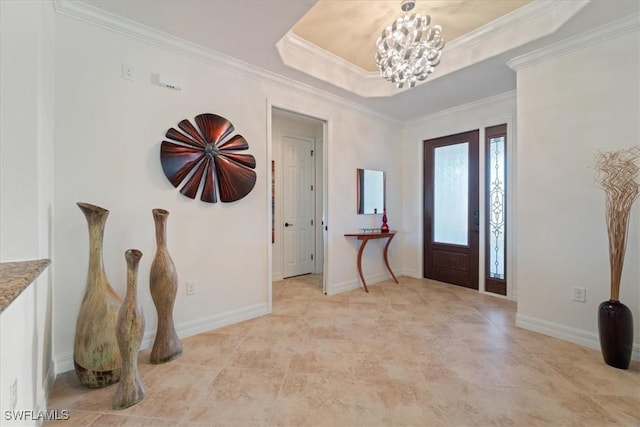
xmin=594 ymin=145 xmax=640 ymax=301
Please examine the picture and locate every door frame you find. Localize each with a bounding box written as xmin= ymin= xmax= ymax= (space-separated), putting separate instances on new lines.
xmin=281 ymin=135 xmax=315 ymax=279
xmin=420 ymin=119 xmax=515 ymax=299
xmin=423 ymin=130 xmax=480 ymax=290
xmin=267 ymin=101 xmax=330 ymax=308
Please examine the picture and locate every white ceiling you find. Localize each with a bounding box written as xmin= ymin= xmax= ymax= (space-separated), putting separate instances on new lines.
xmin=76 ymin=0 xmax=639 ymax=121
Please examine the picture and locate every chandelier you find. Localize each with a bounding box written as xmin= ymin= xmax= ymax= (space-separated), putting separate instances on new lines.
xmin=375 ymin=0 xmax=445 ymax=89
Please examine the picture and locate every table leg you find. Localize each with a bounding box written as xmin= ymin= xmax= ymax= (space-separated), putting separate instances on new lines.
xmin=383 ymin=234 xmax=399 ymax=283
xmin=356 ymin=239 xmax=370 ymax=292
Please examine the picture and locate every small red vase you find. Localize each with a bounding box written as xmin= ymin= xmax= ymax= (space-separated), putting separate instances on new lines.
xmin=381 ymin=209 xmax=389 ymax=233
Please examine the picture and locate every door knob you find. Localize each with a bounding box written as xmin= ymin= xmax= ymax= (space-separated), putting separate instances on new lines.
xmin=284 ymin=222 xmax=293 ymax=227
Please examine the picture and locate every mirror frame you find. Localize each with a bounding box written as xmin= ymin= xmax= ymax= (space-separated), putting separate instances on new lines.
xmin=357 ymin=168 xmax=385 ymax=215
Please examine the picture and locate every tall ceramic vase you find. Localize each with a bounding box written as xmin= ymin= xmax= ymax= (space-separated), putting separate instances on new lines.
xmin=113 ymin=249 xmax=145 ymax=409
xmin=74 ymin=202 xmax=122 ymax=388
xmin=149 ymin=209 xmax=182 ymax=364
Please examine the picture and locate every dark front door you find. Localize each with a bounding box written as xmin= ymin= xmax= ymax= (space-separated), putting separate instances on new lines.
xmin=423 ymin=130 xmax=479 ymax=289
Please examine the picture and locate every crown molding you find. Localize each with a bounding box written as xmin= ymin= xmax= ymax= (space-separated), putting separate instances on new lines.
xmin=276 ymin=31 xmax=402 ymax=98
xmin=405 ymin=90 xmax=516 ymax=127
xmin=51 ymin=0 xmax=399 ymax=124
xmin=507 ymin=12 xmax=640 ymax=71
xmin=445 ymin=0 xmax=565 ymax=51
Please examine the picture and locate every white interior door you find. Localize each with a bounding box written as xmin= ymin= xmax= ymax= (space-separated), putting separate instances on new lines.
xmin=283 ymin=136 xmax=314 ymax=278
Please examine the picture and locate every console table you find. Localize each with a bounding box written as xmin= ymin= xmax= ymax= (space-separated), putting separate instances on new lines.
xmin=344 ymin=231 xmax=399 ymax=292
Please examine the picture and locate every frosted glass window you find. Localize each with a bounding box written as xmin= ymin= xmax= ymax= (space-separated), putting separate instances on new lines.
xmin=488 ymin=136 xmax=506 ymax=279
xmin=433 ymin=143 xmax=468 ymax=245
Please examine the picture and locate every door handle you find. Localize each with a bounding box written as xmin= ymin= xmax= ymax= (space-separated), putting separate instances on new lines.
xmin=473 ymin=210 xmax=480 ymax=226
xmin=284 ymin=222 xmax=293 ymax=227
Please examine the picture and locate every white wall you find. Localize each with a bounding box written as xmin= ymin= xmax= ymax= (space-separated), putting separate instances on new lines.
xmin=52 ymin=11 xmax=402 ymax=371
xmin=514 ymin=29 xmax=640 ymax=356
xmin=323 ymin=111 xmax=403 ymax=294
xmin=401 ymin=92 xmax=517 ymax=294
xmin=0 ymin=0 xmax=56 ymax=423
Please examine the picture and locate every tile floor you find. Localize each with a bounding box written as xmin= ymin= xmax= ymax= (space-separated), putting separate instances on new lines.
xmin=47 ymin=275 xmax=639 ymax=426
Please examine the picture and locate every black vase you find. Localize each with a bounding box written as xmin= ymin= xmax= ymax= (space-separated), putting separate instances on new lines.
xmin=598 ymin=300 xmax=633 ymax=369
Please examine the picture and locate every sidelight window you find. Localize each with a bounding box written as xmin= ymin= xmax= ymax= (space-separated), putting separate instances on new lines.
xmin=485 ymin=124 xmax=507 ymax=295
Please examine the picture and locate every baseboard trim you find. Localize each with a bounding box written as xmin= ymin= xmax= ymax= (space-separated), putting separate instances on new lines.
xmin=400 ymin=269 xmax=421 ymax=279
xmin=176 ymin=302 xmax=269 ymax=339
xmin=54 ymin=302 xmax=270 ymax=373
xmin=327 ymin=280 xmax=361 ymax=295
xmin=515 ymin=313 xmax=640 ymax=362
xmin=327 ymin=273 xmax=391 ymax=295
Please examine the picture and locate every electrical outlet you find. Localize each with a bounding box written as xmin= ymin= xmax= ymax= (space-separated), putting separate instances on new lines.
xmin=122 ymin=63 xmax=135 ymax=81
xmin=10 ymin=378 xmax=17 ymax=410
xmin=186 ymin=281 xmax=196 ymax=296
xmin=572 ymin=287 xmax=586 ymax=303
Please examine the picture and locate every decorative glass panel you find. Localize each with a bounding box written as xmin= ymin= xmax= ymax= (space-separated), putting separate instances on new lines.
xmin=433 ymin=143 xmax=468 ymax=245
xmin=488 ymin=136 xmax=505 ymax=279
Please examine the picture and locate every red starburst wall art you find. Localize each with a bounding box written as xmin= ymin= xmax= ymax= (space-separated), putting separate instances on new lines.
xmin=160 ymin=114 xmax=256 ymax=203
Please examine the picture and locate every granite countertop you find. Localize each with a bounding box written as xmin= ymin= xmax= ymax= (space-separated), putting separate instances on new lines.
xmin=0 ymin=259 xmax=51 ymax=313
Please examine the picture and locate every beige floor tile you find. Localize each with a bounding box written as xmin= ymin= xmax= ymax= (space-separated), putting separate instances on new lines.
xmin=466 ymin=385 xmax=620 ymax=426
xmin=89 ymin=413 xmax=179 ymax=426
xmin=177 ymin=332 xmax=245 ymax=367
xmin=271 ymin=298 xmax=312 ymax=317
xmin=229 ymin=335 xmax=310 ymax=371
xmin=324 ymin=290 xmax=351 ymax=302
xmin=589 ymin=393 xmax=640 ymax=425
xmin=546 ymin=355 xmax=640 ymax=397
xmin=353 ymin=378 xmax=472 ymax=426
xmin=47 ymin=371 xmax=116 ymax=413
xmin=289 ymin=338 xmax=355 ymax=377
xmin=269 ymin=372 xmax=356 ymax=427
xmin=353 ymin=339 xmax=428 ymax=382
xmin=212 ymin=320 xmax=254 ymax=337
xmin=383 ymin=292 xmax=425 ymax=305
xmin=185 ymin=367 xmax=285 ymax=426
xmin=246 ymin=314 xmax=312 ymax=339
xmin=47 ymin=275 xmax=640 ymax=427
xmin=277 ymin=285 xmax=324 ymax=301
xmin=349 ymin=300 xmax=395 ymax=318
xmin=447 ymin=322 xmax=517 ymax=350
xmin=105 ymin=363 xmax=218 ymax=420
xmin=308 ymin=321 xmax=354 ymax=341
xmin=304 ymin=300 xmax=351 ymax=319
xmin=348 ymin=284 xmax=388 ymax=303
xmin=426 ymin=347 xmax=582 ymax=394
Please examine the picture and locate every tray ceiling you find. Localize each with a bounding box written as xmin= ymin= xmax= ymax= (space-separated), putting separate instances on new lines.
xmin=292 ymin=0 xmax=533 ymax=72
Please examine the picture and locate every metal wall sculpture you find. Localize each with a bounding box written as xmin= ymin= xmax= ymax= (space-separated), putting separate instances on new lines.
xmin=160 ymin=113 xmax=256 ymax=203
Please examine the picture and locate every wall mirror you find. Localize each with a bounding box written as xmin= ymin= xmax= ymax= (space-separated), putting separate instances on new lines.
xmin=357 ymin=168 xmax=385 ymax=214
